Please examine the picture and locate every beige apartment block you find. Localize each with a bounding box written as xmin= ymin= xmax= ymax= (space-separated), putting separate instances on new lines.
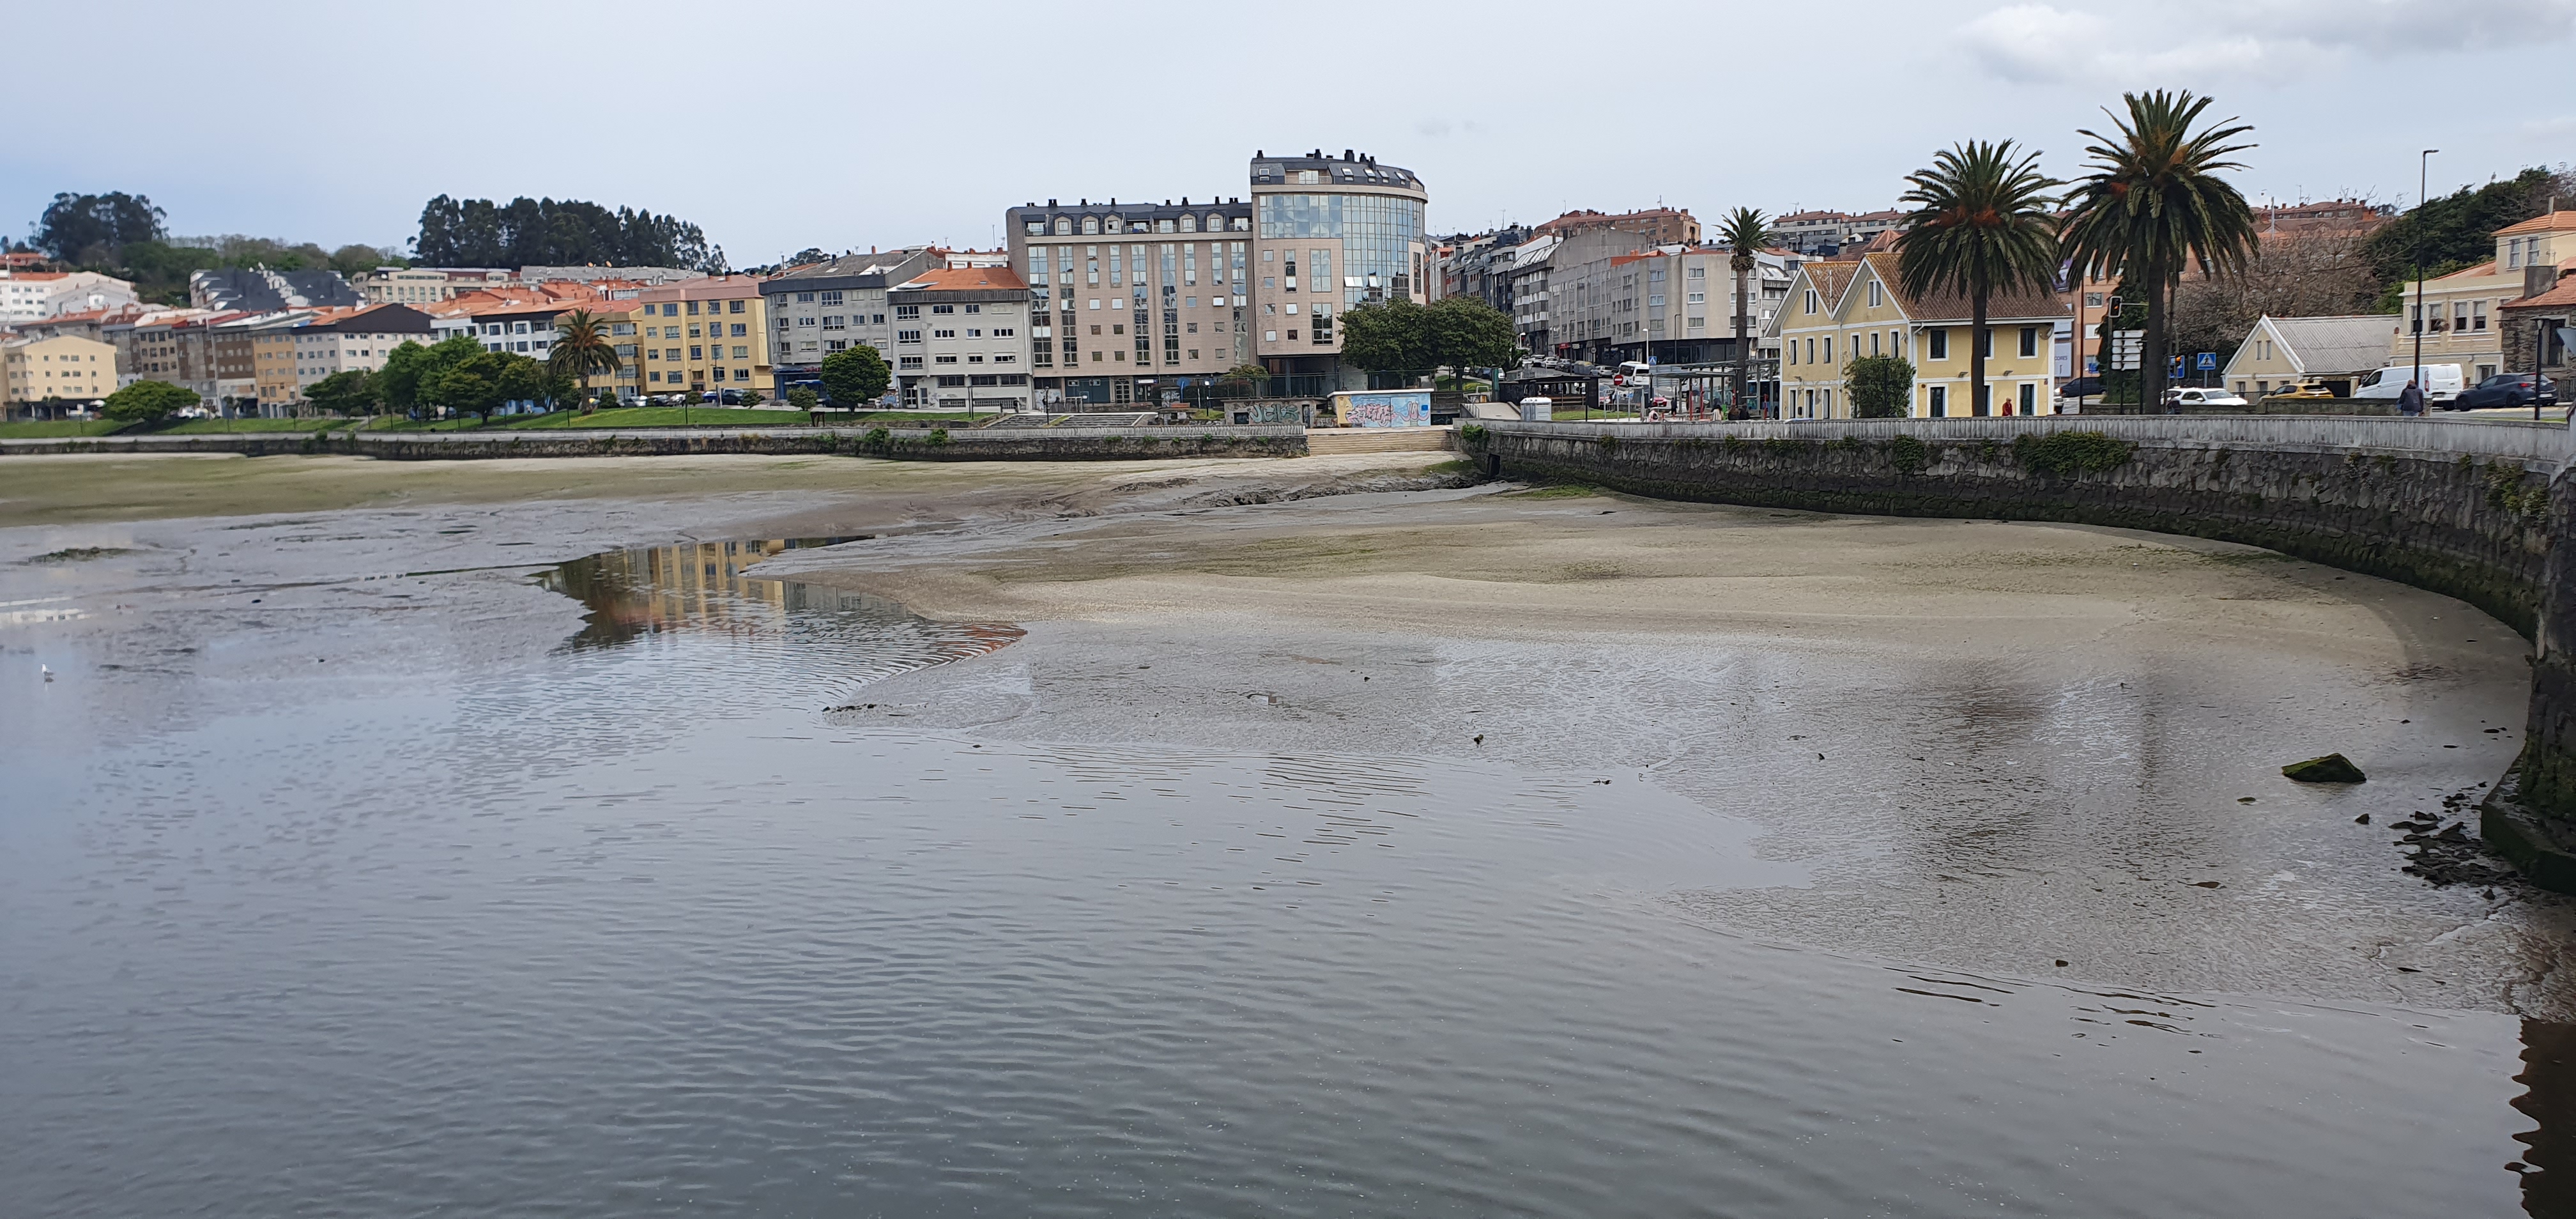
xmin=1 ymin=334 xmax=117 ymax=413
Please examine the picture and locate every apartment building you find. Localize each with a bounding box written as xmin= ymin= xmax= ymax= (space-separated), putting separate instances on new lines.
xmin=105 ymin=309 xmax=230 ymax=399
xmin=1003 ymin=197 xmax=1254 ymax=406
xmin=208 ymin=310 xmax=309 ymax=406
xmin=2392 ymin=208 xmax=2576 ymax=385
xmin=1 ymin=334 xmax=117 ymax=415
xmin=1534 ymin=208 xmax=1699 ymax=246
xmin=352 ymin=266 xmax=515 ymax=305
xmin=1 ymin=270 xmax=139 ymax=322
xmin=1436 ymin=224 xmax=1532 ymax=310
xmin=629 ymin=275 xmax=771 ymax=397
xmin=262 ymin=304 xmax=434 ymax=410
xmin=1771 ymin=252 xmax=2069 ymax=417
xmin=762 ymin=247 xmax=940 ymax=390
xmin=1768 ymin=209 xmax=1902 ymax=256
xmin=190 ymin=266 xmax=362 ymax=312
xmin=1250 ymin=150 xmax=1430 ymax=387
xmin=885 ymin=266 xmax=1033 ymax=410
xmin=1501 ymin=234 xmax=1562 ymax=353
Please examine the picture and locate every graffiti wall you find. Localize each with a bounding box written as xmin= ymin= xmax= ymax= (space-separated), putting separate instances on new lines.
xmin=1335 ymin=390 xmax=1434 ymax=427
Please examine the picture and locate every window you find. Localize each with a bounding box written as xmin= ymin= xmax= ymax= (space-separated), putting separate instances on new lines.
xmin=820 ymin=291 xmax=843 ymax=305
xmin=1805 ymin=289 xmax=1818 ymax=314
xmin=797 ymin=317 xmax=815 ymax=327
xmin=2474 ymin=300 xmax=2489 ymax=331
xmin=899 ymin=355 xmax=923 ymax=369
xmin=931 ymin=304 xmax=954 ymax=314
xmin=730 ymin=323 xmax=746 ymax=337
xmin=965 ymin=303 xmax=981 ymax=314
xmin=823 ymin=316 xmax=845 ymax=330
xmin=935 ymin=355 xmax=958 ymax=364
xmin=895 ymin=305 xmax=920 ymax=320
xmin=1929 ymin=329 xmax=1948 ymax=360
xmin=2084 ymin=292 xmax=2104 ymax=307
xmin=732 ymin=346 xmax=747 ymax=359
xmin=1868 ymin=282 xmax=1882 ymax=307
xmin=897 ymin=330 xmax=921 ymax=343
xmin=797 ymin=293 xmax=815 ymax=303
xmin=1929 ymin=385 xmax=1946 ymax=417
xmin=729 ymin=300 xmax=744 ymax=314
xmin=1822 ymin=336 xmax=1832 ymax=364
xmin=933 ymin=328 xmax=955 ymax=339
xmin=2019 ymin=383 xmax=2036 ymax=414
xmin=2018 ymin=326 xmax=2037 ymax=358
xmin=2511 ymin=238 xmax=2526 ymax=269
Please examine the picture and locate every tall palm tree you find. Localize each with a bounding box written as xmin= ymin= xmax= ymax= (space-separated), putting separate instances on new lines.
xmin=1717 ymin=207 xmax=1772 ymax=415
xmin=548 ymin=309 xmax=623 ymax=410
xmin=1896 ymin=140 xmax=2065 ymax=418
xmin=2059 ymin=90 xmax=2258 ymax=411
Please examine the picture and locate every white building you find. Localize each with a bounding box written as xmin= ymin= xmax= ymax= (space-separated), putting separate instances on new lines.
xmin=289 ymin=304 xmax=436 ymax=396
xmin=1 ymin=270 xmax=140 ymax=323
xmin=887 ymin=266 xmax=1034 ymax=410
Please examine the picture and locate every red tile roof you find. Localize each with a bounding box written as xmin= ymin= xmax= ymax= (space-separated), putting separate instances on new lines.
xmin=899 ymin=266 xmax=1028 ymax=291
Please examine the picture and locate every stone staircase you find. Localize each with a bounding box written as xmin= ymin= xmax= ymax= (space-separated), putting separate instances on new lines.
xmin=1305 ymin=427 xmax=1454 ymax=456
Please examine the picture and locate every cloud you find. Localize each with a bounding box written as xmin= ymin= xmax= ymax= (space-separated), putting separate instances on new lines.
xmin=1959 ymin=0 xmax=2576 ymax=85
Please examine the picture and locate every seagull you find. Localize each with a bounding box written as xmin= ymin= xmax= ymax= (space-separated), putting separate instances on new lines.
xmin=41 ymin=665 xmax=54 ymax=682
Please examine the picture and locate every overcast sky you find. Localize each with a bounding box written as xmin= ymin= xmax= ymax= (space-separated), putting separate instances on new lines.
xmin=13 ymin=0 xmax=2573 ymax=264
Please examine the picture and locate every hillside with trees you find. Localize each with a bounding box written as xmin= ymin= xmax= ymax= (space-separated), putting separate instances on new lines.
xmin=411 ymin=196 xmax=726 ymax=272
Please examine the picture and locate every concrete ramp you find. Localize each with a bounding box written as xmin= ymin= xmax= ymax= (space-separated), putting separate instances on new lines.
xmin=1307 ymin=427 xmax=1453 ymax=456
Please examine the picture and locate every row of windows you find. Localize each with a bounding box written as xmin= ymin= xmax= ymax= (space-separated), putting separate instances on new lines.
xmin=1784 ymin=326 xmax=2041 ymax=367
xmin=2411 ymin=300 xmax=2494 ymax=333
xmin=645 ymin=346 xmax=754 ymax=361
xmin=1027 ymin=213 xmax=1252 ymax=236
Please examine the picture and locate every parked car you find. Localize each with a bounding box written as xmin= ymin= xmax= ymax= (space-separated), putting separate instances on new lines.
xmin=2163 ymin=387 xmax=2250 ymax=408
xmin=2055 ymin=376 xmax=2103 ymax=401
xmin=2451 ymin=372 xmax=2559 ymax=411
xmin=2264 ymin=381 xmax=2336 ymax=401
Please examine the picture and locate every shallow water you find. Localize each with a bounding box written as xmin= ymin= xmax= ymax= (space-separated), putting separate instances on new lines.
xmin=0 ymin=539 xmax=2561 ymax=1216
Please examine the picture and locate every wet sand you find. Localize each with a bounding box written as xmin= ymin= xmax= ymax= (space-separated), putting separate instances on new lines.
xmin=5 ymin=450 xmax=2566 ymax=1016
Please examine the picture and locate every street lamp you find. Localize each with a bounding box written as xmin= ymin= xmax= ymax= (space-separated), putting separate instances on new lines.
xmin=2414 ymin=149 xmax=2438 ymax=411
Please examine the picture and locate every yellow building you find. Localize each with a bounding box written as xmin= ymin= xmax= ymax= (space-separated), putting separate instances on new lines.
xmin=630 ymin=275 xmax=772 ymax=399
xmin=2391 ymin=209 xmax=2576 ymax=383
xmin=1770 ymin=252 xmax=2067 ymax=417
xmin=1 ymin=334 xmax=117 ymax=415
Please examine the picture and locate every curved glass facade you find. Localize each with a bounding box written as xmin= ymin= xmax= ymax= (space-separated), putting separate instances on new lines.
xmin=1259 ymin=193 xmax=1424 ymax=304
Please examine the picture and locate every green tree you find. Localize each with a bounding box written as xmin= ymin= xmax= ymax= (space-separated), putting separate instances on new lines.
xmin=380 ymin=335 xmax=483 ymax=413
xmin=435 ymin=351 xmax=509 ymax=422
xmin=329 ymin=244 xmax=397 ymax=277
xmin=2060 ymin=91 xmax=2260 ymax=414
xmin=1338 ymin=296 xmax=1432 ymax=376
xmin=33 ymin=191 xmax=166 ymax=263
xmin=1425 ymin=296 xmax=1519 ymax=372
xmin=1844 ymin=355 xmax=1917 ymax=417
xmin=786 ymin=387 xmax=820 ymax=411
xmin=494 ymin=353 xmax=557 ymax=414
xmin=594 ymin=387 xmax=620 ymax=411
xmin=102 ymin=379 xmax=197 ymax=424
xmin=819 ymin=345 xmax=892 ymax=406
xmin=1716 ymin=207 xmax=1773 ymax=410
xmin=739 ymin=388 xmax=764 ymax=407
xmin=1896 ymin=139 xmax=2064 ymax=417
xmin=548 ymin=309 xmax=624 ymax=399
xmin=303 ymin=369 xmax=380 ymax=416
xmin=2364 ymin=167 xmax=2570 ymax=294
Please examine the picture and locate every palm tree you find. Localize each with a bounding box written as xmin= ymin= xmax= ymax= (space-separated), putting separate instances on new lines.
xmin=1895 ymin=140 xmax=2065 ymax=418
xmin=2059 ymin=90 xmax=2258 ymax=411
xmin=548 ymin=309 xmax=623 ymax=411
xmin=1716 ymin=207 xmax=1771 ymax=415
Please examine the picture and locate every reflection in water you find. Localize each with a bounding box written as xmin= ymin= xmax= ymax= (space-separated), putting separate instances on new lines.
xmin=537 ymin=537 xmax=882 ymax=648
xmin=2520 ymin=1022 xmax=2576 ymax=1216
xmin=530 ymin=537 xmax=1023 ymax=711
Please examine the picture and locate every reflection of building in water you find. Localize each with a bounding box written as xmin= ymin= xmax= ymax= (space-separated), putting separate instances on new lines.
xmin=2518 ymin=1020 xmax=2576 ymax=1215
xmin=539 ymin=537 xmax=1026 ymax=659
xmin=541 ymin=537 xmax=867 ymax=646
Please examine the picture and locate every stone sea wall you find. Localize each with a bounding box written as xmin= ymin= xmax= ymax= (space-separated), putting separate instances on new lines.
xmin=1464 ymin=415 xmax=2576 ymax=887
xmin=1467 ymin=417 xmax=2563 ymax=634
xmin=0 ymin=425 xmax=1310 ymax=463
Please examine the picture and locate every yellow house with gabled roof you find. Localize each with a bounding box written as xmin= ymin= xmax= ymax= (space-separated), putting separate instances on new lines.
xmin=1769 ymin=252 xmax=2070 ymax=417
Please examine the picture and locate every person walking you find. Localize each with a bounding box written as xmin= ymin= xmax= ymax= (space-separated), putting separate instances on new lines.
xmin=2398 ymin=378 xmax=2425 ymax=417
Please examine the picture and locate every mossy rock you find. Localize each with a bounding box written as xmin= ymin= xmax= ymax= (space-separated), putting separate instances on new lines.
xmin=2281 ymin=753 xmax=2366 ymax=783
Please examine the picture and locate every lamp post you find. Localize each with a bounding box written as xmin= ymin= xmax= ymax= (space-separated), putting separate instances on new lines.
xmin=2414 ymin=150 xmax=2438 ymax=409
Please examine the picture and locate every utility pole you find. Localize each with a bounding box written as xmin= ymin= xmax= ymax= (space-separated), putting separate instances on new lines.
xmin=2414 ymin=150 xmax=2438 ymax=406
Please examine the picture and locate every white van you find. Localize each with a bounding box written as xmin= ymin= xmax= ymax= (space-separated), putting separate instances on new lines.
xmin=2353 ymin=364 xmax=2464 ymax=404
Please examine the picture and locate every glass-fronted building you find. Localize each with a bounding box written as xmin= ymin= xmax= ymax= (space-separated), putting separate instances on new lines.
xmin=1249 ymin=150 xmax=1429 ymax=388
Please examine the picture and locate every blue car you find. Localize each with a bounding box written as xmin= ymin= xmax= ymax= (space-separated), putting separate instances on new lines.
xmin=2452 ymin=372 xmax=2558 ymax=410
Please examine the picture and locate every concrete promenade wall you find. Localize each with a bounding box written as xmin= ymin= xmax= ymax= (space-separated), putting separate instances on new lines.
xmin=1464 ymin=415 xmax=2576 ymax=887
xmin=0 ymin=425 xmax=1310 ymax=463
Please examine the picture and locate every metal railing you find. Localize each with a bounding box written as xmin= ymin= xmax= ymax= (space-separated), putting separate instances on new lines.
xmin=1480 ymin=413 xmax=2576 ymax=465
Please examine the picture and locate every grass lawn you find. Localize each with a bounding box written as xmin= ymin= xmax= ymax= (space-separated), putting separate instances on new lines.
xmin=0 ymin=419 xmax=130 ymax=438
xmin=504 ymin=407 xmax=813 ymax=429
xmin=160 ymin=417 xmax=358 ymax=434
